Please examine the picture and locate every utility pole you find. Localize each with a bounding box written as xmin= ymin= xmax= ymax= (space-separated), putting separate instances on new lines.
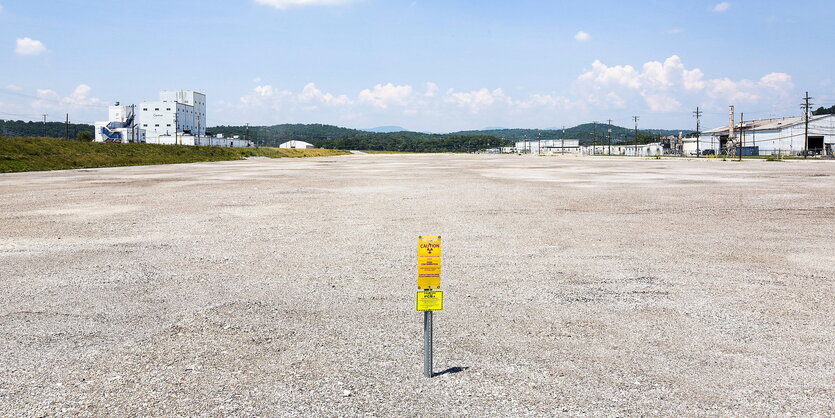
xmin=41 ymin=114 xmax=48 ymax=137
xmin=693 ymin=106 xmax=702 ymax=158
xmin=739 ymin=112 xmax=743 ymax=161
xmin=593 ymin=121 xmax=597 ymax=155
xmin=801 ymin=91 xmax=813 ymax=158
xmin=607 ymin=119 xmax=612 ymax=156
xmin=632 ymin=116 xmax=640 ymax=157
xmin=245 ymin=123 xmax=249 ymax=142
xmin=561 ymin=125 xmax=565 ymax=155
xmin=131 ymin=104 xmax=136 ymax=143
xmin=65 ymin=114 xmax=69 ymax=140
xmin=174 ymin=106 xmax=179 ymax=145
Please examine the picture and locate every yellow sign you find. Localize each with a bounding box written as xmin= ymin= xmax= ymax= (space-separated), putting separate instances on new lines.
xmin=417 ymin=235 xmax=442 ymax=289
xmin=416 ymin=290 xmax=443 ymax=311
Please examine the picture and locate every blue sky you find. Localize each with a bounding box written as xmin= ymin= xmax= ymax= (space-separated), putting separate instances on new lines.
xmin=2 ymin=0 xmax=834 ymax=132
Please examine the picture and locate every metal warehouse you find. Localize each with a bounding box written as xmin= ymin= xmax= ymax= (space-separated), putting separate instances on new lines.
xmin=688 ymin=114 xmax=835 ymax=156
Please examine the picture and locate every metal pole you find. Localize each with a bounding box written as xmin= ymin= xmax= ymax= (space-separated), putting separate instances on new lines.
xmin=423 ymin=310 xmax=433 ymax=377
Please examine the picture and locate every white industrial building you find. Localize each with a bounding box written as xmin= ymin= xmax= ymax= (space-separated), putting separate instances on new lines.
xmin=94 ymin=90 xmax=254 ymax=148
xmin=139 ymin=90 xmax=206 ymax=144
xmin=515 ymin=139 xmax=581 ymax=154
xmin=278 ymin=140 xmax=314 ymax=149
xmin=687 ymin=114 xmax=835 ymax=156
xmin=94 ymin=103 xmax=145 ymax=143
xmin=582 ymin=143 xmax=664 ymax=156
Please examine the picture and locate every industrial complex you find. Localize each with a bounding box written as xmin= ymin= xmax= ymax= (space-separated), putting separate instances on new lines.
xmin=689 ymin=113 xmax=835 ymax=157
xmin=94 ymin=90 xmax=254 ymax=148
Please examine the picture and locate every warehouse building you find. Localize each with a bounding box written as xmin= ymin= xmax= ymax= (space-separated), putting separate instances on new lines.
xmin=278 ymin=140 xmax=314 ymax=149
xmin=515 ymin=139 xmax=581 ymax=154
xmin=687 ymin=114 xmax=835 ymax=156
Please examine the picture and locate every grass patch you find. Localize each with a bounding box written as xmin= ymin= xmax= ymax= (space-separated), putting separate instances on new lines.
xmin=0 ymin=137 xmax=349 ymax=173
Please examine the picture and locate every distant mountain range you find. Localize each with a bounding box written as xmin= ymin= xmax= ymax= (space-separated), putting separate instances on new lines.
xmin=363 ymin=126 xmax=407 ymax=133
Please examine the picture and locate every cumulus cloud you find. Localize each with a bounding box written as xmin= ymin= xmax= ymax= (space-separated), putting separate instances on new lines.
xmin=712 ymin=2 xmax=730 ymax=12
xmin=445 ymin=88 xmax=509 ymax=113
xmin=358 ymin=83 xmax=413 ymax=109
xmin=254 ymin=0 xmax=354 ymax=9
xmin=228 ymin=55 xmax=794 ymax=129
xmin=574 ymin=31 xmax=590 ymax=42
xmin=28 ymin=84 xmax=104 ymax=110
xmin=424 ymin=82 xmax=439 ymax=97
xmin=575 ymin=55 xmax=794 ymax=111
xmin=4 ymin=84 xmax=22 ymax=91
xmin=15 ymin=37 xmax=46 ymax=55
xmin=299 ymin=82 xmax=352 ymax=106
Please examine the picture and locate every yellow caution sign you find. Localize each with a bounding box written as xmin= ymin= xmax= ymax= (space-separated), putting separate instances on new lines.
xmin=416 ymin=290 xmax=443 ymax=311
xmin=417 ymin=235 xmax=441 ymax=289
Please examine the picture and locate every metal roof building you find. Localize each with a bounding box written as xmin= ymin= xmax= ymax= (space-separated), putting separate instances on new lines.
xmin=278 ymin=140 xmax=314 ymax=149
xmin=686 ymin=114 xmax=835 ymax=156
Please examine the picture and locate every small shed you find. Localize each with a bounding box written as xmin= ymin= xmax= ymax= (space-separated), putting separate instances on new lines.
xmin=278 ymin=140 xmax=314 ymax=149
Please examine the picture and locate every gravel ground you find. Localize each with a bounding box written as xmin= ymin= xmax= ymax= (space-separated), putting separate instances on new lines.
xmin=0 ymin=154 xmax=833 ymax=416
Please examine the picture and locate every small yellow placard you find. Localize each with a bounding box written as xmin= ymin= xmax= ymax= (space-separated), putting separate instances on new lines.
xmin=416 ymin=290 xmax=443 ymax=311
xmin=417 ymin=236 xmax=442 ymax=289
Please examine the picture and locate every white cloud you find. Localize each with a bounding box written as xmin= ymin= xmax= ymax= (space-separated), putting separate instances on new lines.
xmin=227 ymin=56 xmax=794 ymax=130
xmin=574 ymin=31 xmax=590 ymax=42
xmin=358 ymin=83 xmax=413 ymax=109
xmin=254 ymin=85 xmax=274 ymax=97
xmin=253 ymin=77 xmax=262 ymax=83
xmin=0 ymin=4 xmax=4 ymax=13
xmin=575 ymin=55 xmax=795 ymax=111
xmin=28 ymin=84 xmax=104 ymax=109
xmin=4 ymin=84 xmax=22 ymax=91
xmin=712 ymin=2 xmax=730 ymax=12
xmin=445 ymin=88 xmax=510 ymax=113
xmin=705 ymin=73 xmax=793 ymax=103
xmin=577 ymin=60 xmax=641 ymax=89
xmin=254 ymin=0 xmax=354 ymax=9
xmin=682 ymin=68 xmax=706 ymax=91
xmin=667 ymin=27 xmax=684 ymax=35
xmin=424 ymin=82 xmax=439 ymax=97
xmin=35 ymin=88 xmax=59 ymax=101
xmin=642 ymin=93 xmax=681 ymax=112
xmin=298 ymin=82 xmax=352 ymax=106
xmin=15 ymin=37 xmax=46 ymax=55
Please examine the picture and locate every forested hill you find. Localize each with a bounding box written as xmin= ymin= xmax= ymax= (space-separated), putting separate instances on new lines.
xmin=1 ymin=119 xmax=95 ymax=139
xmin=207 ymin=124 xmax=362 ymax=145
xmin=451 ymin=123 xmax=693 ymax=143
xmin=207 ymin=124 xmax=509 ymax=152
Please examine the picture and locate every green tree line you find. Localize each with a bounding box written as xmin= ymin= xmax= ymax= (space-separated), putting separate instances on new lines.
xmin=813 ymin=105 xmax=835 ymax=115
xmin=0 ymin=119 xmax=94 ymax=140
xmin=317 ymin=134 xmax=509 ymax=152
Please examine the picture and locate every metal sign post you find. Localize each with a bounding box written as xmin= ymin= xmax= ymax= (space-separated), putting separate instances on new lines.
xmin=424 ymin=311 xmax=433 ymax=377
xmin=417 ymin=236 xmax=443 ymax=378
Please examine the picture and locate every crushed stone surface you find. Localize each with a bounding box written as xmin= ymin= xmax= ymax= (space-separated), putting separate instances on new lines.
xmin=0 ymin=154 xmax=833 ymax=415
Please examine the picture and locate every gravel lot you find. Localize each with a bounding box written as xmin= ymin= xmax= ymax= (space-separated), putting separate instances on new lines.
xmin=0 ymin=154 xmax=833 ymax=416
